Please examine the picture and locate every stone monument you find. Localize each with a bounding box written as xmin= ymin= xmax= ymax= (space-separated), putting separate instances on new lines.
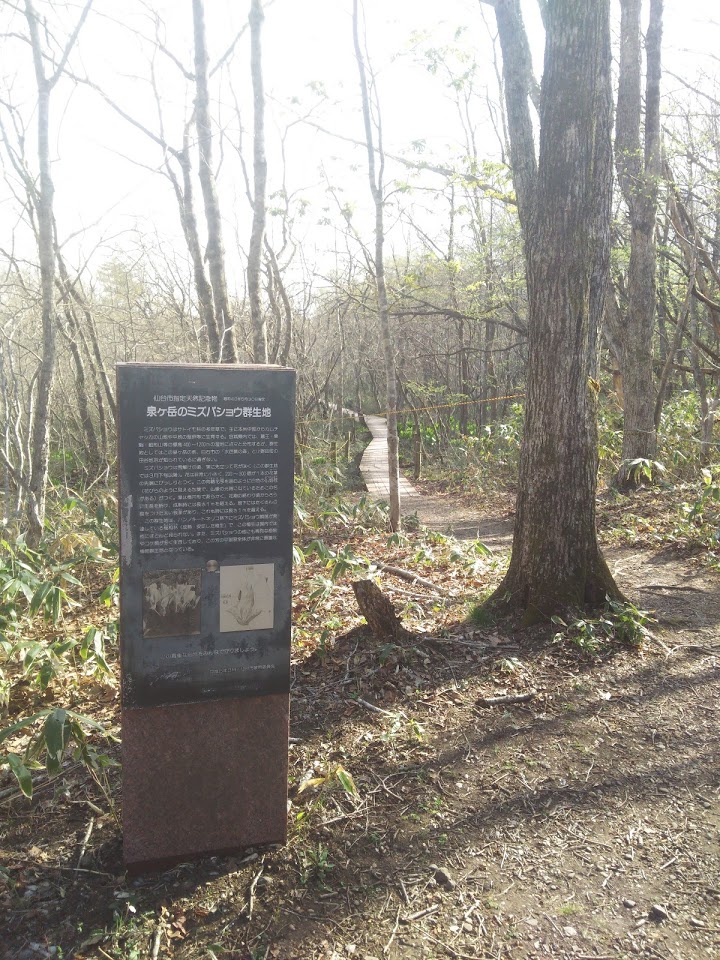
xmin=117 ymin=363 xmax=295 ymax=871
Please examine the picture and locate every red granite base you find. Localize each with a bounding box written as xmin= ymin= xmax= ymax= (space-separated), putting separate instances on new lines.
xmin=122 ymin=694 xmax=288 ymax=873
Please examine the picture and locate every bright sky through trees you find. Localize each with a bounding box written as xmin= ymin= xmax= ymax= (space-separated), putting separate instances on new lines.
xmin=2 ymin=0 xmax=718 ymax=286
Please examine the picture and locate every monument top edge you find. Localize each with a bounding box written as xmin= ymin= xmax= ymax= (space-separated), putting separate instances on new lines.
xmin=116 ymin=362 xmax=294 ymax=372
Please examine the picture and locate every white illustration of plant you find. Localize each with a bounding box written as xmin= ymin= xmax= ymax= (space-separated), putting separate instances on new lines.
xmin=227 ymin=581 xmax=264 ymax=627
xmin=219 ymin=563 xmax=274 ymax=633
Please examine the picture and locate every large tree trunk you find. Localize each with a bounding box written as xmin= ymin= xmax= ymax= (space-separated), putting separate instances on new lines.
xmin=614 ymin=0 xmax=664 ymax=488
xmin=486 ymin=0 xmax=621 ymax=622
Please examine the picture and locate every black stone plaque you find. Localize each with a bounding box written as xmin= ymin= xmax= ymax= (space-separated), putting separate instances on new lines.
xmin=118 ymin=363 xmax=295 ymax=708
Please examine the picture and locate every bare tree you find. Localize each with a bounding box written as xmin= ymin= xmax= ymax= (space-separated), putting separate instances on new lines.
xmin=192 ymin=0 xmax=237 ymax=362
xmin=78 ymin=5 xmax=244 ymax=364
xmin=247 ymin=0 xmax=268 ymax=363
xmin=352 ymin=0 xmax=401 ymax=531
xmin=7 ymin=0 xmax=94 ymax=543
xmin=610 ymin=0 xmax=664 ymax=488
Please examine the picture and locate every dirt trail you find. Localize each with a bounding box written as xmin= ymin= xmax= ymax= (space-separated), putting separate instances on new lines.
xmin=3 ymin=436 xmax=720 ymax=960
xmin=342 ymin=416 xmax=720 ymax=959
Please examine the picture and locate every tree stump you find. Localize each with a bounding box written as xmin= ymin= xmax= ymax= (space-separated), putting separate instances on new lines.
xmin=351 ymin=580 xmax=411 ymax=643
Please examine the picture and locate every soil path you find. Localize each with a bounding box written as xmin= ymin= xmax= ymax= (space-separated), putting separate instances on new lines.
xmin=347 ymin=415 xmax=720 ymax=959
xmin=360 ymin=414 xmax=514 ymax=550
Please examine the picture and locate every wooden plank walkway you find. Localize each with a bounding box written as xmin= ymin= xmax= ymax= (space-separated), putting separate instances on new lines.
xmin=357 ymin=413 xmax=513 ymax=548
xmin=358 ymin=414 xmax=420 ymax=503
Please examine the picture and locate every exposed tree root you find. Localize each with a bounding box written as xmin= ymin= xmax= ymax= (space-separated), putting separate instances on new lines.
xmin=485 ymin=549 xmax=626 ymax=627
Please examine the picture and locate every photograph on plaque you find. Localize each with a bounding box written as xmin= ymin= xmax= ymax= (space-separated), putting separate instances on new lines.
xmin=143 ymin=569 xmax=202 ymax=638
xmin=219 ymin=563 xmax=274 ymax=632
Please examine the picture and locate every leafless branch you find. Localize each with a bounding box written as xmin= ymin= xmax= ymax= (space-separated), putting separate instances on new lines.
xmin=49 ymin=0 xmax=94 ymax=88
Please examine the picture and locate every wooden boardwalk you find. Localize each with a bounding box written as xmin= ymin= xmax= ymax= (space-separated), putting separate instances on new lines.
xmin=358 ymin=414 xmax=420 ymax=503
xmin=357 ymin=413 xmax=513 ymax=548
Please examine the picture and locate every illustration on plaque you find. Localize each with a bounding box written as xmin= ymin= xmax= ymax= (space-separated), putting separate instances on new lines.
xmin=220 ymin=563 xmax=274 ymax=632
xmin=143 ymin=569 xmax=202 ymax=638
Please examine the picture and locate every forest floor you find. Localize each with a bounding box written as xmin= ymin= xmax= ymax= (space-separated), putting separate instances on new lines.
xmin=2 ymin=481 xmax=720 ymax=960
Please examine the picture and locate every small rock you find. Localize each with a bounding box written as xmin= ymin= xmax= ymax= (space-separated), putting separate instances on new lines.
xmin=256 ymin=875 xmax=274 ymax=889
xmin=432 ymin=865 xmax=456 ymax=889
xmin=648 ymin=904 xmax=670 ymax=923
xmin=563 ymin=926 xmax=578 ymax=937
xmin=623 ymin=899 xmax=636 ymax=909
xmin=689 ymin=917 xmax=705 ymax=928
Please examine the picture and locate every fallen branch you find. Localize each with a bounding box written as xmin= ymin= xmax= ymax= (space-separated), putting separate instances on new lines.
xmin=245 ymin=861 xmax=264 ymax=920
xmin=477 ymin=690 xmax=537 ymax=708
xmin=375 ymin=562 xmax=448 ymax=595
xmin=679 ymin=642 xmax=720 ymax=653
xmin=350 ymin=697 xmax=398 ymax=717
xmin=75 ymin=816 xmax=94 ymax=876
xmin=401 ymin=903 xmax=440 ymax=924
xmin=642 ymin=584 xmax=707 ymax=593
xmin=425 ymin=934 xmax=485 ymax=960
xmin=150 ymin=922 xmax=163 ymax=960
xmin=384 ymin=905 xmax=401 ymax=955
xmin=646 ymin=633 xmax=673 ymax=656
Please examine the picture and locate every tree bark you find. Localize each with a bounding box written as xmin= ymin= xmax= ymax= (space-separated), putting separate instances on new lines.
xmin=613 ymin=0 xmax=664 ymax=488
xmin=492 ymin=0 xmax=537 ymax=235
xmin=167 ymin=132 xmax=220 ymax=361
xmin=248 ymin=0 xmax=269 ymax=363
xmin=486 ymin=0 xmax=621 ymax=622
xmin=654 ymin=273 xmax=695 ymax=428
xmin=22 ymin=0 xmax=93 ymax=544
xmin=689 ymin=302 xmax=712 ymax=459
xmin=352 ymin=580 xmax=411 ymax=643
xmin=192 ymin=0 xmax=237 ymax=363
xmin=26 ymin=69 xmax=56 ymax=545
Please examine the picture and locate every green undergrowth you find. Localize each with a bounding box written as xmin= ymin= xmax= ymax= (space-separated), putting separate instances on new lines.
xmin=0 ymin=492 xmax=118 ymax=799
xmin=551 ymin=598 xmax=655 ymax=656
xmin=291 ymin=489 xmax=498 ymax=657
xmin=295 ymin=415 xmax=371 ymax=501
xmin=598 ymin=465 xmax=720 ymax=566
xmin=405 ymin=401 xmax=523 ymax=493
